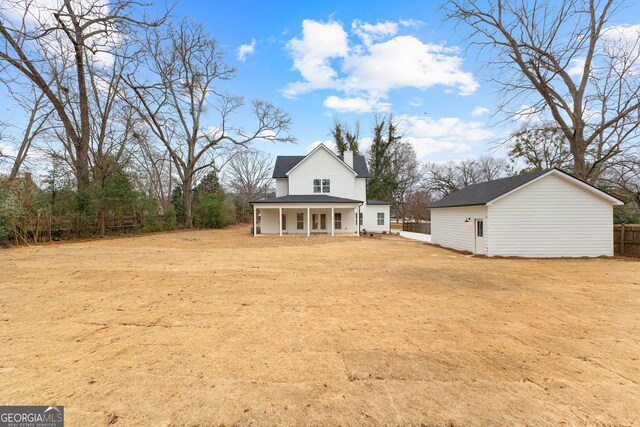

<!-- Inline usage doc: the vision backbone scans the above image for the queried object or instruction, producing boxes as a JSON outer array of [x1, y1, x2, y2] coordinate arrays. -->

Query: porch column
[[279, 207, 282, 237], [307, 207, 310, 237], [331, 207, 334, 236], [356, 207, 360, 236], [253, 205, 257, 237]]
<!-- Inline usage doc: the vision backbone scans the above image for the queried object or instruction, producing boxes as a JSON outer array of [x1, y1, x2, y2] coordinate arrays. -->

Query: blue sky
[[173, 0, 503, 162], [2, 0, 640, 169]]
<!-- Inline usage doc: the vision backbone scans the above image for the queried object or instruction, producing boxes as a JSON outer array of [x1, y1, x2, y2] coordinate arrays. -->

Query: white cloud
[[471, 106, 489, 117], [323, 95, 391, 113], [284, 19, 478, 112], [398, 114, 494, 159], [306, 139, 336, 153], [399, 18, 425, 28], [409, 97, 423, 107], [0, 142, 17, 158], [603, 24, 640, 44], [567, 58, 586, 77], [237, 39, 256, 62], [352, 20, 398, 46], [284, 19, 349, 96]]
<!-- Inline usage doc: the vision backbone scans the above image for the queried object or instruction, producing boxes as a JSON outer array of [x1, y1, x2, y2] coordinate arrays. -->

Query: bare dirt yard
[[1, 226, 639, 426]]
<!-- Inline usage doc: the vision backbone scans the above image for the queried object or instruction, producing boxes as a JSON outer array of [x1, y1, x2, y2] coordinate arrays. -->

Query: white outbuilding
[[429, 168, 623, 257]]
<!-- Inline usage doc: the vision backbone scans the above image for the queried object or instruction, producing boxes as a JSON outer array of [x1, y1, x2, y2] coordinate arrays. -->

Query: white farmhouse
[[251, 144, 391, 236], [429, 168, 623, 257]]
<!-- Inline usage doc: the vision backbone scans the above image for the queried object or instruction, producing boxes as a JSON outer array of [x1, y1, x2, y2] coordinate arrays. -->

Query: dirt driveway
[[1, 226, 639, 426]]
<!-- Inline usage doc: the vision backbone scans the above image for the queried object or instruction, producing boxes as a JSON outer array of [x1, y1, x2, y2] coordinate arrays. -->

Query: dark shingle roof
[[251, 194, 363, 204], [429, 169, 551, 208], [272, 154, 369, 178], [367, 199, 392, 205]]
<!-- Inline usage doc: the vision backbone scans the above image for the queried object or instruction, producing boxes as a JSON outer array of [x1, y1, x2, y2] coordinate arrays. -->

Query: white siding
[[487, 173, 614, 257], [431, 205, 488, 253], [287, 148, 357, 199], [259, 208, 279, 234], [354, 178, 367, 202], [275, 178, 288, 197], [362, 204, 391, 233], [333, 208, 357, 234]]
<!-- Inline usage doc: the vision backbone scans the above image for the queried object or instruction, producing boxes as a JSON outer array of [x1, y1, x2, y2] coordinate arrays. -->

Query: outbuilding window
[[377, 212, 385, 225]]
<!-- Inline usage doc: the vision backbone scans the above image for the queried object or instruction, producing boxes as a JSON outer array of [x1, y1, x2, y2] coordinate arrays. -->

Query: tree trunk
[[182, 176, 194, 228], [72, 17, 91, 194], [75, 136, 91, 192], [571, 143, 587, 181], [98, 195, 106, 238]]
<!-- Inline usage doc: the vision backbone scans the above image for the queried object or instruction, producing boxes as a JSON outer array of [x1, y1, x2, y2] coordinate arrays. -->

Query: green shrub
[[192, 193, 234, 228], [614, 203, 640, 224], [163, 205, 178, 230]]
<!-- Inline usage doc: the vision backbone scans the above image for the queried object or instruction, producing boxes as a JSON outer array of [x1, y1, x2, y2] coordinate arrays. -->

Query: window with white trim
[[377, 212, 384, 225], [334, 212, 341, 229], [297, 213, 304, 230], [313, 178, 330, 193]]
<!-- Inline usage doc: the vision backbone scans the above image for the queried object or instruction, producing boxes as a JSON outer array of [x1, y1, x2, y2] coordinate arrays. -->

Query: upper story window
[[313, 178, 330, 193]]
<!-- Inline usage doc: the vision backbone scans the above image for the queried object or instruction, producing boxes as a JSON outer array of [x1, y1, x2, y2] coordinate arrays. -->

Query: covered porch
[[251, 196, 363, 237]]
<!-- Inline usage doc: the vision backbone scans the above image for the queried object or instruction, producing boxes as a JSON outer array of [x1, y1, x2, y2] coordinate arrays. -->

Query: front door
[[474, 219, 484, 254], [312, 213, 327, 231]]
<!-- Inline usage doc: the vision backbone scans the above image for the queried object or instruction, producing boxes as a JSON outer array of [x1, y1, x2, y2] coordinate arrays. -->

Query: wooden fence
[[2, 213, 161, 245], [402, 221, 431, 235], [614, 224, 640, 257]]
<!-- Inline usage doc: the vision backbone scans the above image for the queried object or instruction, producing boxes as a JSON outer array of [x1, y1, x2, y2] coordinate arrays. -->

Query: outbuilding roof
[[250, 194, 363, 204], [272, 154, 370, 178], [429, 169, 550, 208], [428, 168, 623, 208]]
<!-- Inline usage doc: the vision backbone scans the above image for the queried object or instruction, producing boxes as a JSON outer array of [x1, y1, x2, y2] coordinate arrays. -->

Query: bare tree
[[476, 156, 512, 181], [507, 124, 573, 172], [0, 82, 53, 179], [601, 156, 640, 208], [444, 0, 640, 182], [127, 19, 294, 228], [0, 0, 166, 192], [424, 157, 510, 198], [87, 50, 137, 236], [130, 137, 175, 210], [224, 150, 273, 222], [390, 142, 421, 222]]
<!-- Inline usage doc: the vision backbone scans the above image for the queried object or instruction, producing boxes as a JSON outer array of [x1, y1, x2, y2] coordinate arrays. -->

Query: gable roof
[[429, 168, 623, 209], [272, 144, 369, 178]]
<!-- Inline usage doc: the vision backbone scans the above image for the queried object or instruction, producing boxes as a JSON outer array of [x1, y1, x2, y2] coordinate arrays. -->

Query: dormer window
[[313, 179, 330, 193]]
